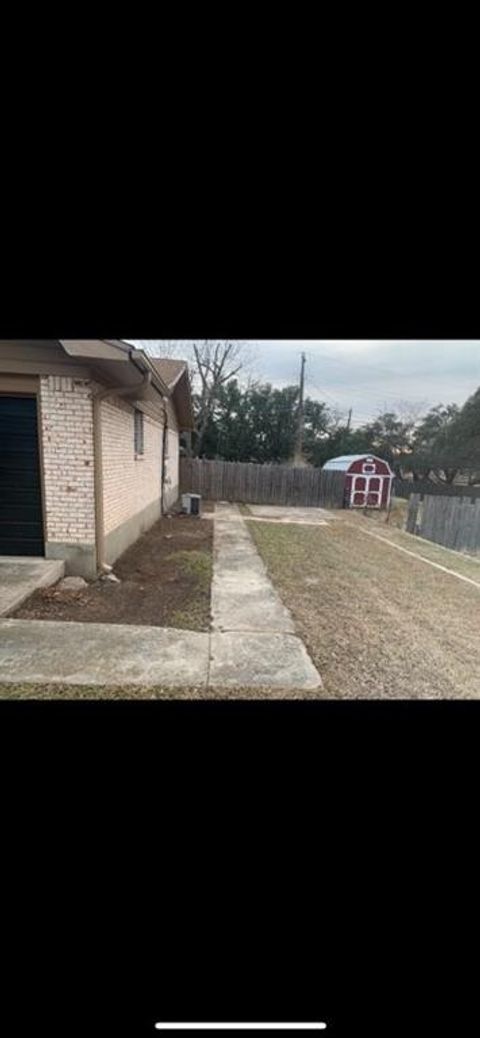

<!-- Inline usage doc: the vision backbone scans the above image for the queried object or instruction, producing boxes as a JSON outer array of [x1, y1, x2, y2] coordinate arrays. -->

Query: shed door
[[366, 476, 381, 507], [0, 396, 44, 555], [351, 475, 367, 506], [351, 474, 382, 508]]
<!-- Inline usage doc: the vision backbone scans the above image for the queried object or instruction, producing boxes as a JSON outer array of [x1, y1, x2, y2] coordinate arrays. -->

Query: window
[[134, 408, 144, 455], [363, 463, 375, 474]]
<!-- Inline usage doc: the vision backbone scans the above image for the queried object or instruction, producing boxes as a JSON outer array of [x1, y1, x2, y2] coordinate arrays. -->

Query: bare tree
[[394, 399, 429, 427], [192, 341, 249, 455], [131, 339, 251, 455]]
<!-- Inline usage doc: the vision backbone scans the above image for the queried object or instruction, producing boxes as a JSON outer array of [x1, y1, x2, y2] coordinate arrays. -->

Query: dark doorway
[[0, 396, 44, 555]]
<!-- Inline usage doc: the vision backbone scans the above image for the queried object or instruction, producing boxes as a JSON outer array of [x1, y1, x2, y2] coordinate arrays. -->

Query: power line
[[304, 351, 431, 407], [304, 375, 345, 411]]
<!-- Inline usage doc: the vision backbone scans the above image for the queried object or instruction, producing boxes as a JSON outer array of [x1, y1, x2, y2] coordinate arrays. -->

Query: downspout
[[129, 349, 170, 514], [92, 371, 152, 574], [160, 402, 169, 515]]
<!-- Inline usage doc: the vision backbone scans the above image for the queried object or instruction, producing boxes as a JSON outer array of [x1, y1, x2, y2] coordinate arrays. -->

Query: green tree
[[302, 399, 332, 466], [405, 401, 480, 483], [360, 412, 415, 467], [191, 375, 480, 484]]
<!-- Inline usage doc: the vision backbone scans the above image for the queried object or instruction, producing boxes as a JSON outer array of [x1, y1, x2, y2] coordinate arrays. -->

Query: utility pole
[[347, 408, 352, 432], [293, 351, 306, 465]]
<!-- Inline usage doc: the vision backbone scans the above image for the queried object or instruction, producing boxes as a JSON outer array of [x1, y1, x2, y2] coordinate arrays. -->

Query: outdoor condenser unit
[[182, 493, 202, 516]]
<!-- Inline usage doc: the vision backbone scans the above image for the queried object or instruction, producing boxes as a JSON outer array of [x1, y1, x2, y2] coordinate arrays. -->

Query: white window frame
[[134, 408, 144, 457]]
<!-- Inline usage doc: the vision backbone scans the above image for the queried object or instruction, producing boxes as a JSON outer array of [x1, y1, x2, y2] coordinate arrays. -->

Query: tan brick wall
[[39, 376, 96, 545], [101, 396, 163, 534], [38, 377, 181, 554]]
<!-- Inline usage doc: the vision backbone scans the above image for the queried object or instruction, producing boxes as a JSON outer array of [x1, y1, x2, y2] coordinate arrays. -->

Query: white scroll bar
[[154, 1026, 327, 1031]]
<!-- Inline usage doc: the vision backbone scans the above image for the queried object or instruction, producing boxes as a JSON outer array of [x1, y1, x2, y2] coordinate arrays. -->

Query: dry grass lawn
[[4, 501, 480, 700], [0, 681, 307, 700], [248, 514, 480, 698]]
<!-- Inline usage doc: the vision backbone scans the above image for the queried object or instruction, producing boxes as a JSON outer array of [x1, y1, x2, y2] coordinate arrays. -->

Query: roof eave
[[59, 340, 171, 398], [127, 347, 171, 397]]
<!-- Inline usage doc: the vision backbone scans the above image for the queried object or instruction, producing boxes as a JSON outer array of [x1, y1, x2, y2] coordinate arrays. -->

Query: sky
[[132, 341, 480, 428]]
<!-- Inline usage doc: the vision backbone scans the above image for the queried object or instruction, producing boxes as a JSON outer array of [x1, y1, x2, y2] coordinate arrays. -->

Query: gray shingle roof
[[148, 358, 187, 389]]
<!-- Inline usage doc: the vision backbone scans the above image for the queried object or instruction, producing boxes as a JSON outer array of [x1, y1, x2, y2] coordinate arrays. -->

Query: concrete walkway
[[0, 505, 322, 693], [211, 502, 295, 633], [208, 502, 321, 689], [0, 557, 65, 617], [246, 504, 334, 525]]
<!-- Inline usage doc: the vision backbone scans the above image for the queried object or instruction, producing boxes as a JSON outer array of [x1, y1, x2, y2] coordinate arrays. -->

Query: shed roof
[[323, 454, 394, 472]]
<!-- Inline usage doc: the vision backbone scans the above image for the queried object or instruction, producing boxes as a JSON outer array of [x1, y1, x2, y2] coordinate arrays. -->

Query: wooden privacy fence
[[407, 493, 480, 554], [394, 479, 480, 499], [180, 458, 346, 508]]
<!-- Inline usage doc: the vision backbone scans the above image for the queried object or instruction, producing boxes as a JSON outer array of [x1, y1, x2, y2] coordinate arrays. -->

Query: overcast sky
[[133, 341, 480, 427]]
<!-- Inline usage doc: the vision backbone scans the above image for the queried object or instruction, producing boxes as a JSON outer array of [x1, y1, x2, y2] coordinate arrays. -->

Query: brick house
[[0, 340, 194, 577]]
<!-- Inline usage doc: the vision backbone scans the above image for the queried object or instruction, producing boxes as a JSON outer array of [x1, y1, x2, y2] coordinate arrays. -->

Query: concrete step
[[0, 558, 65, 617]]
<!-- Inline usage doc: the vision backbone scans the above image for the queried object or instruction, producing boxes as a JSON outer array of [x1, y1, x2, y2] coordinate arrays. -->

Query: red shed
[[323, 454, 395, 509]]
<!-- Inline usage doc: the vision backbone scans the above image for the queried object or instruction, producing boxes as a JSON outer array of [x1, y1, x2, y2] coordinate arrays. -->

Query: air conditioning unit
[[182, 493, 202, 516]]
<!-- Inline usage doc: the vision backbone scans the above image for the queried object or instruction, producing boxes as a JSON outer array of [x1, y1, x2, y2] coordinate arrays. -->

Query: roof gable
[[149, 358, 194, 430], [149, 358, 186, 389]]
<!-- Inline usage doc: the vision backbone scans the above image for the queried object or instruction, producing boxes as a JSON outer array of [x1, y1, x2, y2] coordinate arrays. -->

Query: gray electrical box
[[182, 493, 202, 516]]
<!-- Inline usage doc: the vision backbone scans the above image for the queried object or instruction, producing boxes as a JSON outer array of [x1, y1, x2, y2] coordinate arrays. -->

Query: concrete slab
[[0, 558, 65, 617], [211, 578, 295, 633], [0, 502, 323, 694], [211, 503, 295, 634], [209, 631, 322, 690], [244, 516, 330, 527], [247, 505, 335, 523], [0, 619, 209, 687]]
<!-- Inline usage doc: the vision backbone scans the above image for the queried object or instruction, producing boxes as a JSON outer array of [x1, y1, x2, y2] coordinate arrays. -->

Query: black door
[[0, 396, 44, 555]]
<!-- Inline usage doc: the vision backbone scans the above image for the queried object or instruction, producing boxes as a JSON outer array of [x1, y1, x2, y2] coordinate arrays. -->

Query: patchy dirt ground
[[13, 515, 213, 630], [248, 516, 480, 698]]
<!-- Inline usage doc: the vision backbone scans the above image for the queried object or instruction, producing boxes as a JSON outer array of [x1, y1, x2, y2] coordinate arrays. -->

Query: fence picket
[[403, 491, 480, 555]]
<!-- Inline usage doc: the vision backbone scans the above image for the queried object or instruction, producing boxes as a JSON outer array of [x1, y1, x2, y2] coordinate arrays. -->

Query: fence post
[[406, 494, 420, 534]]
